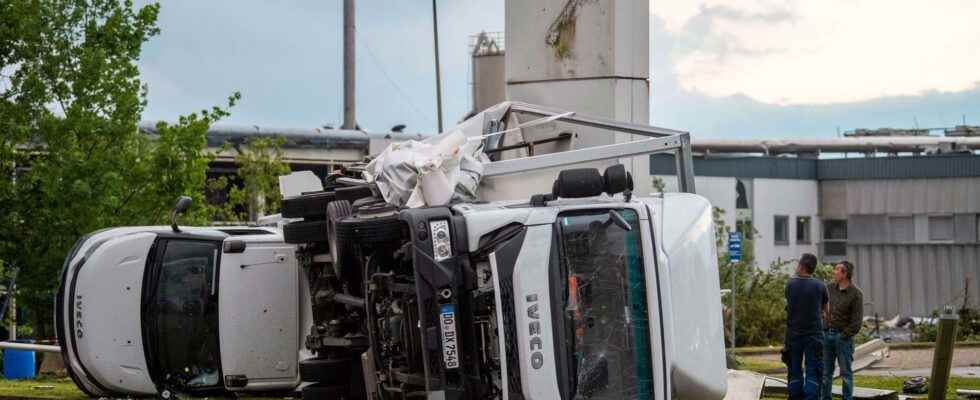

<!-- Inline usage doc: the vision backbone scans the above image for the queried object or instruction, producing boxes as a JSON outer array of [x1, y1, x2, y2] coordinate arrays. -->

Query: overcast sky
[[137, 0, 980, 139]]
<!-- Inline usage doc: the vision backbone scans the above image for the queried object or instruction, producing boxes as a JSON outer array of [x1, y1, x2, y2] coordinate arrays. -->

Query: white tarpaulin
[[363, 102, 574, 208], [364, 131, 488, 208]]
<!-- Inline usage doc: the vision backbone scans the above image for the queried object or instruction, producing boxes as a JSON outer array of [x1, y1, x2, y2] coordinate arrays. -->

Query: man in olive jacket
[[822, 261, 863, 400]]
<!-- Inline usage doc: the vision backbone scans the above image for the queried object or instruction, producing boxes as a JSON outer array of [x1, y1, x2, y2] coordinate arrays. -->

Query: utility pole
[[431, 0, 444, 132], [8, 293, 14, 341], [343, 0, 356, 130], [727, 232, 742, 350], [928, 306, 959, 400]]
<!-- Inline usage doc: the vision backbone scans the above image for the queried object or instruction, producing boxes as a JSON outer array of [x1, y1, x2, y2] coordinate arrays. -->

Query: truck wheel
[[284, 220, 329, 243], [327, 201, 354, 275], [283, 191, 337, 219], [335, 214, 404, 244], [301, 384, 347, 400], [299, 357, 349, 384]]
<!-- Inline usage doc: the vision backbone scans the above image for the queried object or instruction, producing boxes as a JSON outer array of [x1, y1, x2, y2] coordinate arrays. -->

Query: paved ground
[[858, 366, 980, 378], [859, 347, 980, 378], [745, 346, 980, 378]]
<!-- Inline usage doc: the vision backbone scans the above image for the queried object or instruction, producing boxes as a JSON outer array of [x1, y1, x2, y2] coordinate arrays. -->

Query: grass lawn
[[758, 374, 980, 400], [0, 376, 87, 399], [0, 376, 293, 399], [737, 358, 785, 374]]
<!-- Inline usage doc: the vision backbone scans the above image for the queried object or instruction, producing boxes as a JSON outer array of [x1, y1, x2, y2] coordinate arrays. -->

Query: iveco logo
[[74, 295, 84, 339], [526, 293, 543, 369]]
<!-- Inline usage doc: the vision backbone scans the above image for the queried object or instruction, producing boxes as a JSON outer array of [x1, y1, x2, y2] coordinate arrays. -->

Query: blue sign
[[728, 232, 742, 262]]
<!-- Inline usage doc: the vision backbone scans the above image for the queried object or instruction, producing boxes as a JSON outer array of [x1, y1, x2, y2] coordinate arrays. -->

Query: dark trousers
[[822, 330, 854, 400], [786, 333, 824, 400]]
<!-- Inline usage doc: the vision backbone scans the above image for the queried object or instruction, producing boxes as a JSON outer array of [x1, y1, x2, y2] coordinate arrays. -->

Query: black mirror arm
[[171, 196, 192, 233]]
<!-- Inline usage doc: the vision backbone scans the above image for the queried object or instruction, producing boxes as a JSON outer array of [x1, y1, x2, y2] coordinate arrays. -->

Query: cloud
[[650, 14, 980, 138], [652, 0, 980, 105]]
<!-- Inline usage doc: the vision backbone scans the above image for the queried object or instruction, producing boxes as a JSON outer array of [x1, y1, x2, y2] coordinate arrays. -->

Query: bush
[[913, 307, 980, 342], [715, 207, 840, 346]]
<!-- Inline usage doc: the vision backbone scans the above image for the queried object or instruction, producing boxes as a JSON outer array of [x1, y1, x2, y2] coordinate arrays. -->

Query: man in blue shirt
[[784, 253, 828, 400]]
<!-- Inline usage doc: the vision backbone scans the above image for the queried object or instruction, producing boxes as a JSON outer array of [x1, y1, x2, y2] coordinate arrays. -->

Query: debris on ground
[[763, 376, 898, 399], [724, 370, 766, 400]]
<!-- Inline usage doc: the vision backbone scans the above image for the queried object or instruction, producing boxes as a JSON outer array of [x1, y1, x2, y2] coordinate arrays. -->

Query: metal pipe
[[483, 132, 572, 154], [7, 293, 14, 341], [483, 134, 684, 177], [509, 101, 687, 138], [675, 134, 696, 193], [691, 137, 980, 154], [332, 293, 366, 309], [343, 0, 356, 130], [0, 342, 61, 353], [431, 0, 444, 132]]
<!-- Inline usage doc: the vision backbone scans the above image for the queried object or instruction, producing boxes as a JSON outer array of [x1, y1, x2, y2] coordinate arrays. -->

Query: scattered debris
[[724, 370, 765, 400], [849, 339, 891, 376], [763, 376, 898, 399], [901, 376, 928, 394]]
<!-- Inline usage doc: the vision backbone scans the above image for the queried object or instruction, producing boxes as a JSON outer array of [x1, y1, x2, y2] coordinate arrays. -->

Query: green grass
[[758, 374, 980, 400], [0, 376, 292, 399], [736, 357, 785, 373], [0, 376, 87, 399]]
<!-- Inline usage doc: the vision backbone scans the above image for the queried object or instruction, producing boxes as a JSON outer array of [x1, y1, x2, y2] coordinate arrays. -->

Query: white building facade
[[655, 174, 819, 269]]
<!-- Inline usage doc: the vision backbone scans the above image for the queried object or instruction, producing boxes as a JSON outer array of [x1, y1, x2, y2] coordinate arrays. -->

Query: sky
[[136, 0, 980, 139]]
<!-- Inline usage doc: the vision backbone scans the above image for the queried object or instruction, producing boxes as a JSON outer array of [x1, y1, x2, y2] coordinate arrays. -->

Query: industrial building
[[653, 153, 980, 318]]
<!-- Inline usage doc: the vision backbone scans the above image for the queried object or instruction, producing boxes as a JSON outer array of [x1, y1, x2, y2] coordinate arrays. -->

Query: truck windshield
[[558, 209, 653, 400], [144, 239, 222, 390]]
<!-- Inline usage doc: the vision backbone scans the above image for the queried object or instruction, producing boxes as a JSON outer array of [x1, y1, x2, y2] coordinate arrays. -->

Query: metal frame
[[480, 102, 697, 193]]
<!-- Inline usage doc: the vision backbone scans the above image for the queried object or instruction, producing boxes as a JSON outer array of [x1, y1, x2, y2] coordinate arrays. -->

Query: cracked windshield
[[559, 208, 653, 400]]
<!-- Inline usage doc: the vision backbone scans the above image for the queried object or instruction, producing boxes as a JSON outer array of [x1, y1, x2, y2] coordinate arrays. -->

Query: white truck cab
[[56, 226, 311, 397]]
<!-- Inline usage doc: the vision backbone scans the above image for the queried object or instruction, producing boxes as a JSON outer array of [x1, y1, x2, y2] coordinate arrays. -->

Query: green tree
[[0, 0, 236, 337], [651, 176, 666, 194], [207, 137, 291, 223]]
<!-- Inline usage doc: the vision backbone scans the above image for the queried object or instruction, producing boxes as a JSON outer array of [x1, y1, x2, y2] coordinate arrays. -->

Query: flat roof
[[650, 153, 980, 180]]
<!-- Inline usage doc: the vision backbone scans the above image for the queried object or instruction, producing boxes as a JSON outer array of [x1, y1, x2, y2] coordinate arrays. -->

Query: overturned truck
[[56, 103, 727, 400]]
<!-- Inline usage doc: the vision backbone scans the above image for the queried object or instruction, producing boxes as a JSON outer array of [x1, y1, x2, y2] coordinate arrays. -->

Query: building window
[[736, 220, 754, 239], [929, 216, 954, 241], [823, 219, 848, 240], [889, 216, 915, 243], [796, 216, 811, 244], [774, 215, 789, 245], [736, 179, 750, 209], [823, 242, 847, 257], [822, 219, 848, 258]]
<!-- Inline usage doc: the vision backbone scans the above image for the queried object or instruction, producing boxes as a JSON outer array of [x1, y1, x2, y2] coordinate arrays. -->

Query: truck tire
[[301, 384, 347, 400], [282, 191, 337, 219], [327, 201, 354, 275], [299, 357, 349, 384], [335, 214, 404, 244], [284, 220, 329, 243]]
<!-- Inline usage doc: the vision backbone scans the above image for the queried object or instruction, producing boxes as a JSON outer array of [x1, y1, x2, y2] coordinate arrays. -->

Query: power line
[[354, 28, 437, 128]]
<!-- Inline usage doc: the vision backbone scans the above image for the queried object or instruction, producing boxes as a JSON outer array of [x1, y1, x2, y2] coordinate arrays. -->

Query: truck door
[[218, 238, 300, 391]]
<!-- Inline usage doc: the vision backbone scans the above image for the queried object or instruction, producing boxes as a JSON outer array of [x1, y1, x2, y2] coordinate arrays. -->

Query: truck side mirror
[[170, 196, 192, 233]]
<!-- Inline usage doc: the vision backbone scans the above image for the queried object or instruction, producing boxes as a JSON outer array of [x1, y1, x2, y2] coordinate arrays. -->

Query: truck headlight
[[430, 220, 452, 261]]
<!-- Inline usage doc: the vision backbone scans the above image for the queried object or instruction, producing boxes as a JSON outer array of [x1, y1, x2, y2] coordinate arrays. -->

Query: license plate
[[440, 304, 459, 369]]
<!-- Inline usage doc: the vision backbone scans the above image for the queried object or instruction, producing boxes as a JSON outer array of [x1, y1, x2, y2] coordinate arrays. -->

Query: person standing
[[822, 261, 863, 400], [784, 253, 828, 400]]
